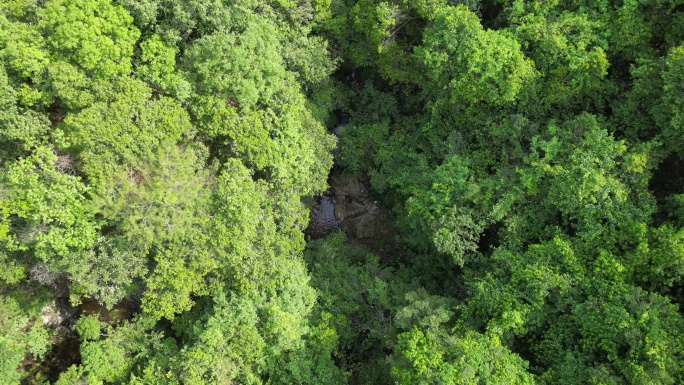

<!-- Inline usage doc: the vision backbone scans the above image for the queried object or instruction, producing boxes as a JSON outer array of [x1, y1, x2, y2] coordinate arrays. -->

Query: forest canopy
[[0, 0, 683, 384]]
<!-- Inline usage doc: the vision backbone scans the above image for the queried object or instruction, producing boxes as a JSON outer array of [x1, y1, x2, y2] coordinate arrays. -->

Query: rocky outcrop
[[330, 175, 379, 239], [307, 176, 380, 239], [40, 301, 74, 328]]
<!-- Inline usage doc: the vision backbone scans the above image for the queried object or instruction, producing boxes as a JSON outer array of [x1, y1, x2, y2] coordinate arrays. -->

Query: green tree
[[416, 5, 536, 108], [39, 0, 139, 80], [0, 294, 51, 385], [391, 327, 534, 384]]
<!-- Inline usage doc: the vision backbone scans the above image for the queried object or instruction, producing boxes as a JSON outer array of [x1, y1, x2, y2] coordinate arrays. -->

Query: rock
[[330, 176, 380, 238], [307, 176, 381, 239], [40, 301, 71, 328]]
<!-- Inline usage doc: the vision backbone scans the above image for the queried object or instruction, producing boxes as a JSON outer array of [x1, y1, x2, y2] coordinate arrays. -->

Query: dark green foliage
[[319, 0, 684, 383], [304, 233, 405, 383]]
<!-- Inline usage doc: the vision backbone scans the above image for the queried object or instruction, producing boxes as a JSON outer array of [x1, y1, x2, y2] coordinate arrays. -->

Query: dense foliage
[[1, 0, 683, 384]]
